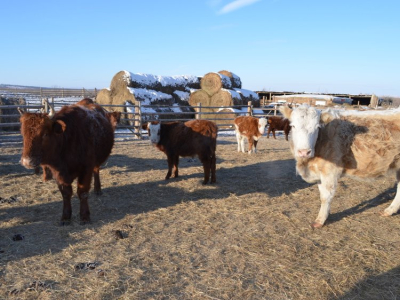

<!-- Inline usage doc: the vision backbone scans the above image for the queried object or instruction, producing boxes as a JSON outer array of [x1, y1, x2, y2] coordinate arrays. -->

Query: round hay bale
[[189, 90, 211, 110], [214, 107, 237, 128], [200, 72, 232, 96], [110, 70, 131, 93], [218, 70, 242, 89], [210, 89, 234, 110], [96, 88, 112, 106]]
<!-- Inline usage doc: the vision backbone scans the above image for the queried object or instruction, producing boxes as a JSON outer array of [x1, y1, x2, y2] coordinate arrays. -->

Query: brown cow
[[20, 99, 119, 225], [267, 116, 291, 141], [147, 119, 218, 184], [234, 116, 268, 154]]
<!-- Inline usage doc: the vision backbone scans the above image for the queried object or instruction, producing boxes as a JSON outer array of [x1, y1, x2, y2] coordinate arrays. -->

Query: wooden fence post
[[196, 103, 202, 119], [135, 101, 142, 139], [247, 101, 252, 116]]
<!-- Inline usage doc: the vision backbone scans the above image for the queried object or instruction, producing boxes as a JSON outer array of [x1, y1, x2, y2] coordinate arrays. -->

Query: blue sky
[[1, 0, 399, 96]]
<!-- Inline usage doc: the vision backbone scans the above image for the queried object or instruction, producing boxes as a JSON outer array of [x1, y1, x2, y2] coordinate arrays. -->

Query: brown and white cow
[[234, 116, 268, 154], [20, 99, 119, 225], [267, 116, 291, 141], [147, 119, 218, 184], [280, 104, 400, 228]]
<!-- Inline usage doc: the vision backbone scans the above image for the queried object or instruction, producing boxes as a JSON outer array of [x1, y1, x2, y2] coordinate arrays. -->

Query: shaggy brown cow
[[267, 116, 291, 141], [234, 116, 268, 154], [147, 119, 218, 184], [20, 100, 118, 225], [281, 104, 400, 228]]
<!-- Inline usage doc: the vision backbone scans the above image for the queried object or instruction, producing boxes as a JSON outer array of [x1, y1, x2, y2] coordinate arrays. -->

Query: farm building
[[271, 94, 353, 106]]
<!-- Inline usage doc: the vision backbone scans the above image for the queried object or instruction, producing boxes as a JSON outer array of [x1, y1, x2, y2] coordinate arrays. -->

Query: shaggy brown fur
[[20, 100, 119, 225]]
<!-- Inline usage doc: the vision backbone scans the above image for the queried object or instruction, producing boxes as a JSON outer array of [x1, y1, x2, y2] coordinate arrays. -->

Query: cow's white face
[[258, 117, 268, 135], [148, 122, 161, 144], [282, 105, 321, 159]]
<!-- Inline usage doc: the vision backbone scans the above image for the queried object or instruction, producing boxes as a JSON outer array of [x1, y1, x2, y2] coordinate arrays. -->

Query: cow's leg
[[210, 152, 216, 184], [383, 172, 400, 216], [43, 166, 53, 181], [77, 171, 92, 224], [313, 173, 338, 228], [267, 127, 271, 138], [253, 140, 258, 154], [172, 155, 179, 178], [247, 137, 254, 154], [166, 155, 173, 179], [235, 131, 242, 152], [272, 129, 276, 139], [201, 158, 211, 184], [285, 129, 289, 141], [93, 166, 102, 195], [58, 183, 73, 226]]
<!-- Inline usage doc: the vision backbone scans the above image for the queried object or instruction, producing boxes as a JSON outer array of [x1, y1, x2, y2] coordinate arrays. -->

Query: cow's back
[[55, 105, 114, 167], [160, 120, 217, 157], [234, 116, 258, 135], [315, 114, 400, 178]]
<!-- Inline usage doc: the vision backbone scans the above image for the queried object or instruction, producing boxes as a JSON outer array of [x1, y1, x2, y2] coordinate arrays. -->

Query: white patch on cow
[[148, 122, 161, 144], [258, 117, 268, 135], [289, 105, 323, 158]]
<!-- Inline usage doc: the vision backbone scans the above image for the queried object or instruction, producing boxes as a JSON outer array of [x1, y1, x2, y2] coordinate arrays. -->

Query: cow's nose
[[20, 157, 33, 168], [297, 149, 312, 158]]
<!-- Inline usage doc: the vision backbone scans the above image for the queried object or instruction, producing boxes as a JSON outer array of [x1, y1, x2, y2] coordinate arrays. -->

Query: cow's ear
[[53, 120, 66, 134], [320, 112, 335, 124], [279, 106, 292, 119]]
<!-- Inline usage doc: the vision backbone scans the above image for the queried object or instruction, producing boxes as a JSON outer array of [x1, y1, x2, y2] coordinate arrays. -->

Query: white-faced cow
[[267, 116, 291, 141], [280, 104, 400, 228], [234, 116, 268, 154], [20, 99, 119, 225], [147, 119, 217, 184]]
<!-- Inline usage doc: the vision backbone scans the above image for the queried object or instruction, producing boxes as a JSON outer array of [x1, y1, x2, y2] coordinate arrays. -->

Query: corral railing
[[0, 99, 280, 142], [0, 87, 98, 99]]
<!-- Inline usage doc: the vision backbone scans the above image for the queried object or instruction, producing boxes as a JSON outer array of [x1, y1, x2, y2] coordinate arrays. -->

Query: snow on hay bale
[[200, 72, 232, 96], [235, 88, 260, 107], [218, 70, 242, 89], [111, 70, 200, 95]]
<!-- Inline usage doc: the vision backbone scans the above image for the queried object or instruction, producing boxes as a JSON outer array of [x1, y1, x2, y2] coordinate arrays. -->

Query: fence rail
[[0, 87, 98, 99], [0, 99, 280, 140]]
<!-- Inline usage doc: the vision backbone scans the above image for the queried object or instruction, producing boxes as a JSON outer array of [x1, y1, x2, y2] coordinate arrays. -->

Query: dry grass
[[1, 133, 400, 299]]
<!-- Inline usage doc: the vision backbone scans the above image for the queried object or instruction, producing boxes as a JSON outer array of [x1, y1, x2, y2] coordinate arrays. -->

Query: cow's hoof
[[79, 219, 91, 225], [94, 190, 103, 196], [311, 222, 324, 228], [60, 220, 71, 226], [380, 210, 392, 217]]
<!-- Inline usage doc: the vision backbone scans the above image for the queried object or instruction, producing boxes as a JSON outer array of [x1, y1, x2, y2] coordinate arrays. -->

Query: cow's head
[[258, 117, 268, 135], [147, 121, 161, 144], [280, 105, 335, 159], [20, 113, 66, 169]]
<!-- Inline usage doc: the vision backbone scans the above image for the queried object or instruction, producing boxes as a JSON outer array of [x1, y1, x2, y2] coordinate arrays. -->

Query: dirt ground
[[1, 132, 400, 300]]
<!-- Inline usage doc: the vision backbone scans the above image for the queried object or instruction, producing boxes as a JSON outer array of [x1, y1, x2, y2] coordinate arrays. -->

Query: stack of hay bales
[[188, 70, 259, 126], [96, 70, 200, 122], [96, 70, 259, 126]]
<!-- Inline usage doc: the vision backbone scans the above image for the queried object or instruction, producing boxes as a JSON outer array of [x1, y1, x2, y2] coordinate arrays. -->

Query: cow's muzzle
[[20, 157, 39, 169]]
